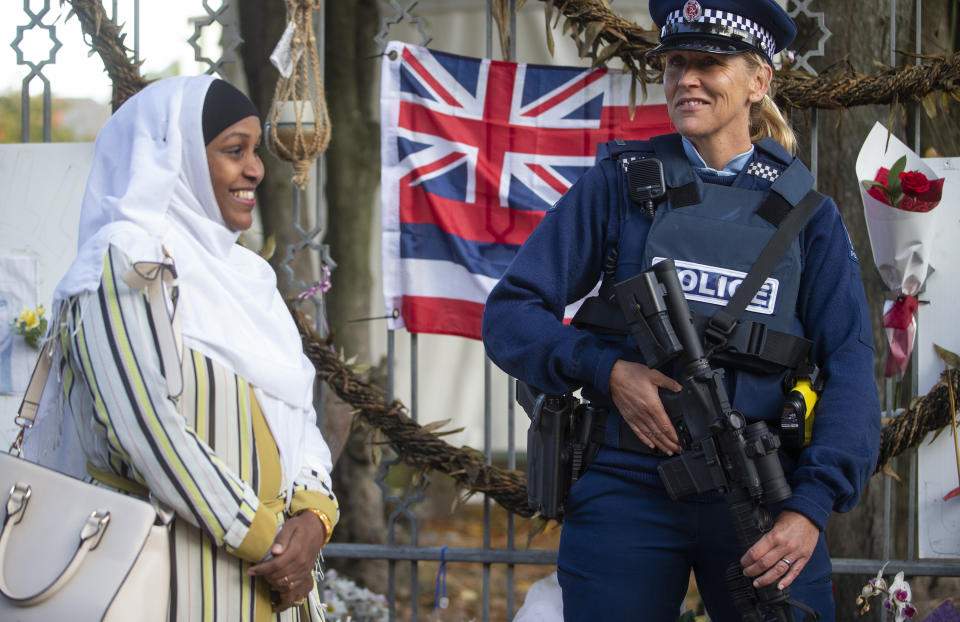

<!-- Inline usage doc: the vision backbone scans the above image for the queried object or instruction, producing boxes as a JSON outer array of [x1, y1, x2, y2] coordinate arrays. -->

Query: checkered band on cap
[[661, 7, 777, 58]]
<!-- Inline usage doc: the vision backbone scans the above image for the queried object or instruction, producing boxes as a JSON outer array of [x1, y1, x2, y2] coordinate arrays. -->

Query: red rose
[[874, 167, 889, 187], [897, 174, 943, 212], [915, 176, 944, 202], [899, 171, 931, 197], [868, 167, 893, 206]]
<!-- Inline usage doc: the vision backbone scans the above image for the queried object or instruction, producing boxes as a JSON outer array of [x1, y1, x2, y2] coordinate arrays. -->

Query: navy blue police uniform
[[481, 1, 881, 620]]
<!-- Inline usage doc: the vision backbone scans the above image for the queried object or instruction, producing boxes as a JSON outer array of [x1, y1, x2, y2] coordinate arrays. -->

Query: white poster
[[915, 158, 960, 559], [0, 256, 39, 395], [0, 142, 93, 446]]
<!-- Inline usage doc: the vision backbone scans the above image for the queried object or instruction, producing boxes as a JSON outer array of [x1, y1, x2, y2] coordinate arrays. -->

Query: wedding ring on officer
[[281, 575, 290, 585], [781, 557, 793, 568]]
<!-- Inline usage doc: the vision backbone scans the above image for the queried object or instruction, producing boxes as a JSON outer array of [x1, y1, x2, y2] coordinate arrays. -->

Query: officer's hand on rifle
[[739, 510, 820, 591], [609, 359, 683, 455]]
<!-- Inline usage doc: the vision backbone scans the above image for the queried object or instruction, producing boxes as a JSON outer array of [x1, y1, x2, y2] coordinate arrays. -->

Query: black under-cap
[[202, 79, 260, 145]]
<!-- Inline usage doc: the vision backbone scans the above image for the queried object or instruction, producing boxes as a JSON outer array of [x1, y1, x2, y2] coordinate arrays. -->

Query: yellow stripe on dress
[[101, 251, 228, 539]]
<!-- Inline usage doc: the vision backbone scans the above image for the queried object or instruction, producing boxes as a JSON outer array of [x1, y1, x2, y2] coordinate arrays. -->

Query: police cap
[[647, 0, 796, 64]]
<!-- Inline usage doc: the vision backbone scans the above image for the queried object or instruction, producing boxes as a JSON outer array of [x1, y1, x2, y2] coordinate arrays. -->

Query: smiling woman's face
[[205, 115, 264, 232], [663, 50, 768, 151]]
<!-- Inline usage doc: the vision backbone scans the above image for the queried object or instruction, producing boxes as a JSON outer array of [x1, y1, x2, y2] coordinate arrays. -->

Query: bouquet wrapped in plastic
[[856, 122, 944, 377]]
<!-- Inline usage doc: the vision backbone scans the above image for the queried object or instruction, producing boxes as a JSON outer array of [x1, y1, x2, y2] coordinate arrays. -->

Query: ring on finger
[[780, 557, 792, 568]]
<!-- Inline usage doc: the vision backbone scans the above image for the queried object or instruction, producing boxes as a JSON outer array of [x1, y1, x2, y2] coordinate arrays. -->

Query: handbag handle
[[0, 483, 110, 606]]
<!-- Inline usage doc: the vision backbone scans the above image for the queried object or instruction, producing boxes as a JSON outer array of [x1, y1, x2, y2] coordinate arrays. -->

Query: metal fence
[[9, 1, 960, 621]]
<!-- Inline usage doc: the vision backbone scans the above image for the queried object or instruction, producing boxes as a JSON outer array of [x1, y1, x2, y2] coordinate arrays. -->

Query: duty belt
[[587, 407, 666, 457]]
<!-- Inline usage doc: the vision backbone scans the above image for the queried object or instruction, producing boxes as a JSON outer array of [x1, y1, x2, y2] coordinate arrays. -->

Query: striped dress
[[56, 245, 339, 621]]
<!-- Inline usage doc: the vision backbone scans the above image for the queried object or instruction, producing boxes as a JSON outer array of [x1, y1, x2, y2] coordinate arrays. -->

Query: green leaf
[[935, 344, 960, 368], [887, 154, 907, 200]]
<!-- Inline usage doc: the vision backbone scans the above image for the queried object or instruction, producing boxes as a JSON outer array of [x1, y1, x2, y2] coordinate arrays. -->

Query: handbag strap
[[16, 249, 183, 435], [15, 339, 55, 431]]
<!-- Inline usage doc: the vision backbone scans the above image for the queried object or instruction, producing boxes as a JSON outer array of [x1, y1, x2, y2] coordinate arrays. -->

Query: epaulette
[[596, 137, 655, 163], [753, 137, 793, 166], [743, 138, 797, 185]]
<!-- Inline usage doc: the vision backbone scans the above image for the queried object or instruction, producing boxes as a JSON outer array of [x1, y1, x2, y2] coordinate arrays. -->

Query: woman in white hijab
[[23, 75, 338, 620]]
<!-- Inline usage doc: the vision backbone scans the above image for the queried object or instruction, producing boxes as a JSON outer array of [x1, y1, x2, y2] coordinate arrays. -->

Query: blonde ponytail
[[744, 52, 796, 155]]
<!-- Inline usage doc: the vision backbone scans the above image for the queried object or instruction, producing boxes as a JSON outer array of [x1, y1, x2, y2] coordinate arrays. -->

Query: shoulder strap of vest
[[756, 159, 816, 226], [651, 134, 700, 208], [754, 137, 794, 166], [706, 187, 823, 348]]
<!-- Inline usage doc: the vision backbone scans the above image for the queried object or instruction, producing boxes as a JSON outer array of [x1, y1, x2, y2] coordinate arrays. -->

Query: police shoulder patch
[[746, 161, 781, 182], [843, 225, 858, 262]]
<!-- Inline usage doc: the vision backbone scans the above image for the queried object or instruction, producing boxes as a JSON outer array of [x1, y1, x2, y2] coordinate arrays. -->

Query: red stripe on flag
[[401, 295, 485, 340], [402, 47, 462, 109], [399, 180, 545, 246], [526, 163, 570, 196], [521, 68, 608, 118], [409, 151, 467, 183]]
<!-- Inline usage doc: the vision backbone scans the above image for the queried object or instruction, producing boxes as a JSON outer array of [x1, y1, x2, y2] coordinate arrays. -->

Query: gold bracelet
[[297, 508, 333, 547]]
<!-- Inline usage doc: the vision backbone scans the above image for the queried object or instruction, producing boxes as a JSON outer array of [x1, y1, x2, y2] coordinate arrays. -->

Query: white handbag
[[2, 257, 180, 621], [0, 451, 172, 621]]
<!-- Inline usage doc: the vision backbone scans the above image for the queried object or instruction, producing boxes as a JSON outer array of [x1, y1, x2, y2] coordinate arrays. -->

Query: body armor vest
[[583, 134, 819, 422]]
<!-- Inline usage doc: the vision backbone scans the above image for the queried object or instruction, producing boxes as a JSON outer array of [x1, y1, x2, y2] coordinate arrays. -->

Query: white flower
[[889, 571, 912, 603], [885, 571, 915, 622], [321, 568, 388, 622], [857, 563, 917, 620]]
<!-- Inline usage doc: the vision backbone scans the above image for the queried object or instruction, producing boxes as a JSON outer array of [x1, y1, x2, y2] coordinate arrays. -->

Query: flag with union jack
[[380, 41, 672, 339]]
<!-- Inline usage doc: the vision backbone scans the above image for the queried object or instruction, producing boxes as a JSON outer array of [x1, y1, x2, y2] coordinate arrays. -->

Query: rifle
[[614, 258, 819, 622]]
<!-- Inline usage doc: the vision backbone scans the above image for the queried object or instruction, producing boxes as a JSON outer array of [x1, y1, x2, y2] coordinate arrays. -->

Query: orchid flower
[[858, 564, 916, 620], [884, 571, 916, 621]]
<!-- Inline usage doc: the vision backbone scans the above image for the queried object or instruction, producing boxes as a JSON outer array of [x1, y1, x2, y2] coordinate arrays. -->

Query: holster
[[517, 382, 604, 519]]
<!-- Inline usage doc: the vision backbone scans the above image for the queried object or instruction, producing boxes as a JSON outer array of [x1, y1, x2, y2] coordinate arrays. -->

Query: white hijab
[[29, 75, 330, 493]]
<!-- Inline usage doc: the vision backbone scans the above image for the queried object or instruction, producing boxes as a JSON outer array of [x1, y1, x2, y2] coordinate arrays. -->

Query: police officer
[[481, 1, 881, 620]]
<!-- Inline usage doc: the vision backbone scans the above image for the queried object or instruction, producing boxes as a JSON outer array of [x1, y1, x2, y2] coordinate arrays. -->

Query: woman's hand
[[740, 510, 819, 591], [609, 359, 683, 455], [248, 511, 327, 612]]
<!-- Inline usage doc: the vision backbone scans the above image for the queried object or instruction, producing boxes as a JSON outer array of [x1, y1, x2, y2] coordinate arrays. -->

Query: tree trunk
[[804, 0, 960, 614], [322, 0, 389, 594], [323, 0, 381, 363]]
